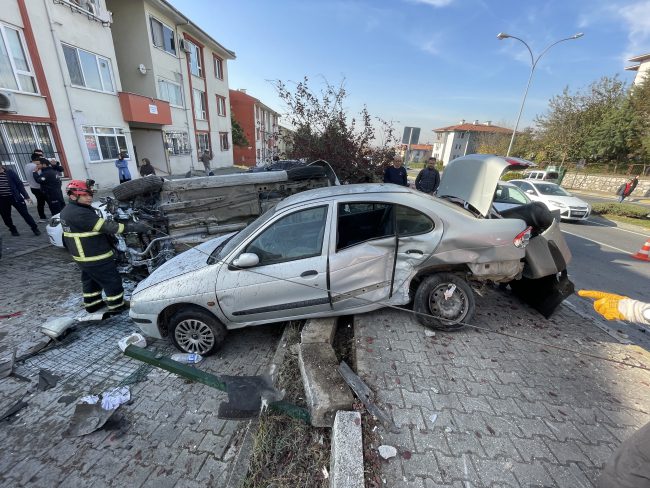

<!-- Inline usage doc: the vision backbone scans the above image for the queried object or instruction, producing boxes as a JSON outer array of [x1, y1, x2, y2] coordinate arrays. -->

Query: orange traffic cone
[[632, 239, 650, 261]]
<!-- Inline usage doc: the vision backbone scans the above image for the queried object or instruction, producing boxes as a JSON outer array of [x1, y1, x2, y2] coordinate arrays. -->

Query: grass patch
[[591, 202, 650, 229], [241, 322, 331, 488]]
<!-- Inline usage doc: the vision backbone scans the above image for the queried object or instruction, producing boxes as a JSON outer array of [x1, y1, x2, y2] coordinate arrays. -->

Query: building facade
[[107, 0, 235, 175], [229, 89, 279, 167], [625, 53, 650, 86], [401, 144, 433, 163], [432, 120, 512, 165], [0, 0, 136, 187]]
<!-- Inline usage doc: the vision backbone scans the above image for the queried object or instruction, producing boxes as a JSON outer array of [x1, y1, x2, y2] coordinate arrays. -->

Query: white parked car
[[130, 155, 574, 355], [492, 181, 531, 213], [509, 180, 591, 221], [46, 201, 106, 248]]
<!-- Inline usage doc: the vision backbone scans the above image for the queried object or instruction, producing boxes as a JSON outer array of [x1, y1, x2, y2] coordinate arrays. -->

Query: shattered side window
[[337, 202, 395, 251], [396, 205, 434, 236]]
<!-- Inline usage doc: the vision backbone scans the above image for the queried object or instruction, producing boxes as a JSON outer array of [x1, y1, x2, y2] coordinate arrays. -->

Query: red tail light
[[513, 226, 532, 248]]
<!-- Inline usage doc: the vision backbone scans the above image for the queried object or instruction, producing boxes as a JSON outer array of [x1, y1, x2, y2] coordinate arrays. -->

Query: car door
[[216, 204, 331, 324], [328, 201, 397, 312], [393, 205, 442, 303]]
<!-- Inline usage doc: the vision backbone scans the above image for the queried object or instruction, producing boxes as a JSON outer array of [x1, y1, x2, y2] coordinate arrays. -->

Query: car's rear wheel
[[112, 176, 165, 201], [413, 273, 475, 330], [169, 307, 227, 356]]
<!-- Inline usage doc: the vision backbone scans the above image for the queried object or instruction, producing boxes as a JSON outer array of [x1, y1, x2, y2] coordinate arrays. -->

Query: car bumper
[[128, 308, 162, 339], [559, 207, 590, 220]]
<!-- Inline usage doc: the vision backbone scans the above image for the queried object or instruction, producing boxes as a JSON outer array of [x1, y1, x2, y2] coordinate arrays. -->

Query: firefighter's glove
[[127, 221, 149, 234], [577, 290, 627, 321]]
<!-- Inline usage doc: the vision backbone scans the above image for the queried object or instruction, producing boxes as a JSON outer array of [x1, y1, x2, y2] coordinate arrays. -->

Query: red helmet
[[66, 179, 95, 197]]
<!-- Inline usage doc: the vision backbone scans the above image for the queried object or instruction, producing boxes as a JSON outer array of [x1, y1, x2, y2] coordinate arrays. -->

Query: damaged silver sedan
[[130, 154, 572, 355]]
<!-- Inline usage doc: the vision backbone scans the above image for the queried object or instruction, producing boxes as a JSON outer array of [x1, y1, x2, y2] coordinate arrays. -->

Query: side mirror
[[526, 189, 535, 195], [232, 253, 259, 269]]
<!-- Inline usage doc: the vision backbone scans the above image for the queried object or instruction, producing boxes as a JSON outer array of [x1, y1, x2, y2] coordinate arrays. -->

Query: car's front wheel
[[169, 307, 227, 356], [413, 273, 475, 330]]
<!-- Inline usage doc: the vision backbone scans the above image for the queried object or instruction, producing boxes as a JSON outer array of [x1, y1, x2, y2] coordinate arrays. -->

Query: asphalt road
[[560, 215, 650, 348]]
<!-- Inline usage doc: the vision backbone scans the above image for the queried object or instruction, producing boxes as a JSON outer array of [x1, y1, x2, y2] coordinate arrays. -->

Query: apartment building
[[625, 53, 650, 86], [0, 0, 136, 186], [229, 89, 279, 167], [432, 120, 512, 165], [401, 144, 433, 163], [107, 0, 235, 175]]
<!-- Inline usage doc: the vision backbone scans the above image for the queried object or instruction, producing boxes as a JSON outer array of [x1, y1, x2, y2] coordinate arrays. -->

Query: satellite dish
[[138, 64, 147, 75]]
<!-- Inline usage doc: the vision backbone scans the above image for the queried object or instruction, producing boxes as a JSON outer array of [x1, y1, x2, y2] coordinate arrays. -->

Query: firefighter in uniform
[[60, 180, 147, 313]]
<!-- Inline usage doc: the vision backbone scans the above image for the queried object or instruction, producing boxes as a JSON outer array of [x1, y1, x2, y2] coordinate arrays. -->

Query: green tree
[[629, 77, 650, 161], [271, 77, 399, 183], [231, 113, 249, 147]]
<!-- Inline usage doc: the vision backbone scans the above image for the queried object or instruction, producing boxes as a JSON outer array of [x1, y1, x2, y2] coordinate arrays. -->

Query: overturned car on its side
[[128, 154, 574, 355]]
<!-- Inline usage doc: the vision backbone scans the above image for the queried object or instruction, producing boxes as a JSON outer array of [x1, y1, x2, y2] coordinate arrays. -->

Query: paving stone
[[197, 431, 231, 459], [543, 418, 589, 442], [393, 406, 427, 430], [471, 457, 520, 487], [411, 428, 451, 456], [542, 461, 595, 488], [142, 466, 182, 488], [510, 435, 557, 463], [444, 430, 486, 457], [511, 460, 555, 487], [542, 438, 590, 465], [577, 441, 617, 468], [479, 433, 523, 462], [434, 452, 480, 485], [401, 452, 443, 483], [513, 416, 558, 440]]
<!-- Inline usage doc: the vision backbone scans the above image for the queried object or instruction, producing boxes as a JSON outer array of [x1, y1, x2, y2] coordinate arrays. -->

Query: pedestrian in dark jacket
[[32, 157, 65, 214], [0, 163, 40, 236], [139, 158, 156, 177], [383, 157, 408, 186], [415, 157, 441, 194]]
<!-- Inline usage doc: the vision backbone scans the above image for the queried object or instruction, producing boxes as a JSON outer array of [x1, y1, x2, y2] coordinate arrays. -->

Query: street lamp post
[[497, 32, 583, 157]]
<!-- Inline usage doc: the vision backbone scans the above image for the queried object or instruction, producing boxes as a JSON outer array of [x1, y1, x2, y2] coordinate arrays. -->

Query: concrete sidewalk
[[355, 289, 650, 487]]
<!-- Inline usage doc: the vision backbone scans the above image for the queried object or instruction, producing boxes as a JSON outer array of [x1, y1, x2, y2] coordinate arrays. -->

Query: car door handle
[[300, 270, 318, 277], [405, 249, 424, 255]]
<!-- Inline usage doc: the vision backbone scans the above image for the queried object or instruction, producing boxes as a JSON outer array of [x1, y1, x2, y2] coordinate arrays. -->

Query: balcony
[[118, 92, 172, 126]]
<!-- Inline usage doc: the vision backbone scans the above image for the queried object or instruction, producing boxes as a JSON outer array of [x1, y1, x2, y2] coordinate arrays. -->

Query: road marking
[[561, 229, 634, 254], [583, 218, 649, 237]]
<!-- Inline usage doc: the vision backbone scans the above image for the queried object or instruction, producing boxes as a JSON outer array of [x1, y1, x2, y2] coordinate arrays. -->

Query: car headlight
[[548, 200, 567, 208]]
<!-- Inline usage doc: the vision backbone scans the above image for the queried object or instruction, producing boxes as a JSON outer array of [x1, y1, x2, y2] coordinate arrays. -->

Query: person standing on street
[[616, 177, 638, 203], [0, 163, 40, 237], [60, 180, 147, 313], [24, 157, 48, 222], [200, 150, 213, 174], [32, 156, 65, 214], [115, 152, 131, 184], [415, 157, 441, 195], [383, 157, 408, 186], [139, 158, 156, 177]]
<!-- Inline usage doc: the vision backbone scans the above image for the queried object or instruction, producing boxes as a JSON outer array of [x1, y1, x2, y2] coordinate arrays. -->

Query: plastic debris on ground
[[117, 333, 147, 352], [378, 445, 397, 459]]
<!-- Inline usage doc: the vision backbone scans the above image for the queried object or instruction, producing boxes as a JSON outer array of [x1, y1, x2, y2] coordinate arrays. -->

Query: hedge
[[591, 203, 650, 219], [502, 172, 524, 181]]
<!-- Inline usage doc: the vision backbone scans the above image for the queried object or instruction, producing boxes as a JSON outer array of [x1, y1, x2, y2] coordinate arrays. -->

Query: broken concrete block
[[378, 445, 397, 459], [298, 343, 354, 428], [331, 411, 364, 488], [301, 317, 337, 344], [0, 352, 15, 379]]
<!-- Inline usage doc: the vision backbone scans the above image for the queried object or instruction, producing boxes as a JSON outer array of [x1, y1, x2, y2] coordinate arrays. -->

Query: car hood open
[[437, 155, 535, 217]]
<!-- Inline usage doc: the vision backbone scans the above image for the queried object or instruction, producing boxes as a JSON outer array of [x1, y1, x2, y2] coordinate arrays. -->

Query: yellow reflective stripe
[[83, 291, 102, 298], [64, 232, 100, 238], [84, 298, 104, 308], [92, 218, 105, 232], [107, 301, 125, 310], [105, 292, 124, 301], [74, 237, 85, 259], [117, 223, 125, 234], [72, 250, 114, 262]]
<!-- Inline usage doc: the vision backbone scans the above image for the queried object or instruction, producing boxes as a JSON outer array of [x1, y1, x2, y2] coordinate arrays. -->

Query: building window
[[62, 44, 114, 93], [214, 56, 223, 79], [256, 149, 261, 160], [149, 17, 176, 55], [256, 128, 260, 141], [0, 23, 37, 93], [158, 78, 183, 107], [186, 40, 202, 77], [193, 89, 206, 119], [219, 132, 229, 151], [196, 132, 210, 153], [0, 121, 56, 180], [82, 126, 127, 162], [216, 95, 226, 116], [164, 131, 190, 155]]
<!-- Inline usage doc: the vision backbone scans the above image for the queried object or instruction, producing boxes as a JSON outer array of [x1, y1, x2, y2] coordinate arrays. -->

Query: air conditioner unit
[[179, 39, 192, 54], [0, 91, 17, 113]]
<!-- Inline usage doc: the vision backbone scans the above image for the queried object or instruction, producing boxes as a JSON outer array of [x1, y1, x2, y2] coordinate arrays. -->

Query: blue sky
[[171, 0, 649, 144]]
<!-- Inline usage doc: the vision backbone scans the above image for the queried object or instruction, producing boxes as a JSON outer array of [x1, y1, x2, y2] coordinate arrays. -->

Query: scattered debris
[[0, 351, 15, 379], [0, 311, 23, 320], [424, 329, 436, 337], [338, 361, 401, 434], [0, 399, 27, 421], [80, 395, 99, 405], [430, 413, 438, 426], [378, 445, 397, 459], [15, 334, 51, 360], [37, 369, 60, 391], [101, 387, 131, 410], [63, 403, 117, 437], [117, 333, 146, 352], [40, 316, 77, 339], [321, 466, 329, 479]]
